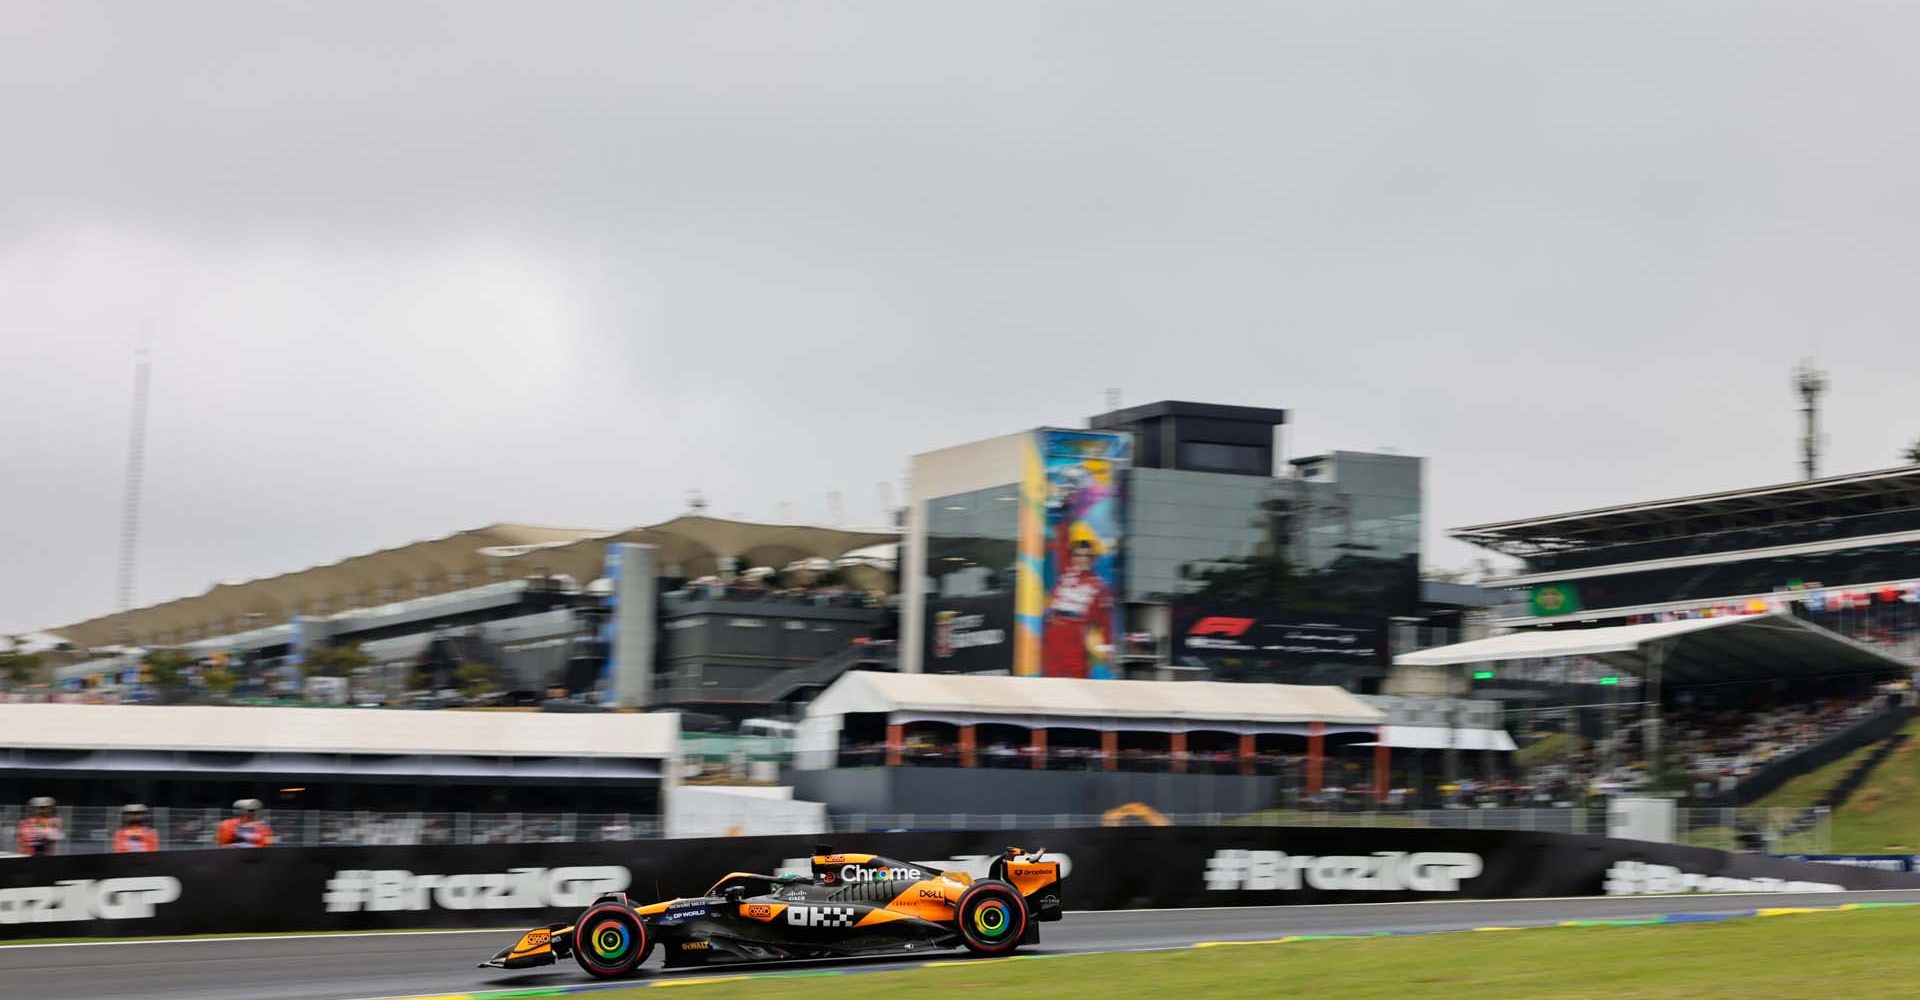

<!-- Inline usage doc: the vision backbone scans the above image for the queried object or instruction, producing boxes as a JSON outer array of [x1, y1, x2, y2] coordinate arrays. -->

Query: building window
[[1179, 441, 1266, 474], [923, 485, 1021, 598]]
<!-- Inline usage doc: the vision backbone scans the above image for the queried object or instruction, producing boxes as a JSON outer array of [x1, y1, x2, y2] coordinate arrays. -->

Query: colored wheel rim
[[958, 884, 1027, 955], [573, 904, 647, 978]]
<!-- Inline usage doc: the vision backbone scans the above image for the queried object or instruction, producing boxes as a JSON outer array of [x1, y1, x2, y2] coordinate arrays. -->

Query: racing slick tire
[[955, 879, 1029, 956], [572, 902, 651, 979]]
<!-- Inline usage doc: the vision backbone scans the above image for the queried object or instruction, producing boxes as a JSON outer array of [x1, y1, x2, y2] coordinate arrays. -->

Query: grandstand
[[26, 515, 898, 711], [1455, 465, 1920, 651], [1444, 468, 1920, 806]]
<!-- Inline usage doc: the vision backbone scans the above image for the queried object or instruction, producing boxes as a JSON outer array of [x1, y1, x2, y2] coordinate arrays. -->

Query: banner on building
[[1529, 583, 1581, 617], [1015, 429, 1130, 678], [1170, 605, 1386, 666], [924, 594, 1015, 674]]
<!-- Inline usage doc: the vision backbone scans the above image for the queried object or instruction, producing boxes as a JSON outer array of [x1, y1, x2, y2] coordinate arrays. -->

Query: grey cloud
[[5, 1, 1920, 631]]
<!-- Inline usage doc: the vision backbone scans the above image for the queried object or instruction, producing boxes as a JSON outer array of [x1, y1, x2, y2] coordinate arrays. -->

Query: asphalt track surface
[[9, 890, 1920, 1000]]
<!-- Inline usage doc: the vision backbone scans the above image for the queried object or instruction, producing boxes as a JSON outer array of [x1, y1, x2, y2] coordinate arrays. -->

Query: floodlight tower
[[116, 350, 152, 628], [1793, 359, 1827, 481]]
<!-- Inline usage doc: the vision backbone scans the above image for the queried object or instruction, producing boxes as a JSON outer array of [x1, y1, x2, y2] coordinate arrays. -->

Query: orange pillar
[[1374, 730, 1391, 803], [1307, 721, 1325, 795], [1238, 733, 1256, 776], [1170, 731, 1188, 774], [885, 722, 904, 767], [959, 724, 977, 769], [1101, 730, 1119, 772], [1029, 727, 1047, 770]]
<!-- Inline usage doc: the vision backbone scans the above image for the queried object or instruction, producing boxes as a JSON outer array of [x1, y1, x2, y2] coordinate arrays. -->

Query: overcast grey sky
[[5, 1, 1920, 634]]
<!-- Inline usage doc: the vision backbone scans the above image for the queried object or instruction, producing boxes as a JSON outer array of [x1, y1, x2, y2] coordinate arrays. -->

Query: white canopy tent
[[1393, 613, 1911, 686], [1356, 726, 1519, 752], [1394, 613, 1911, 763], [805, 670, 1385, 735]]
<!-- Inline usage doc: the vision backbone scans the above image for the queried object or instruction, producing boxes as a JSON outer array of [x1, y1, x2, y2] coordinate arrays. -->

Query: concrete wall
[[664, 785, 827, 838], [788, 767, 1289, 819]]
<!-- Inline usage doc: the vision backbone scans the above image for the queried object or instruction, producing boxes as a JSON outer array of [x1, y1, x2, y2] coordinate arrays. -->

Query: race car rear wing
[[991, 847, 1064, 922]]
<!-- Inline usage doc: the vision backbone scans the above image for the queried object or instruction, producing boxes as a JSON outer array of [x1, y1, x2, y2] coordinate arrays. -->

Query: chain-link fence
[[0, 804, 1829, 856]]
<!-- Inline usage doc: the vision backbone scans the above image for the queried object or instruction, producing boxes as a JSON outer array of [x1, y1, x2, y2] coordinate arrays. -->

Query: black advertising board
[[923, 594, 1016, 674], [4, 826, 1917, 939], [1171, 605, 1386, 665]]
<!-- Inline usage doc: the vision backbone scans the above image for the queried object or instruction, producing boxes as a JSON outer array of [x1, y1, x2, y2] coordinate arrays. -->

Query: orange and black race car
[[481, 845, 1064, 978]]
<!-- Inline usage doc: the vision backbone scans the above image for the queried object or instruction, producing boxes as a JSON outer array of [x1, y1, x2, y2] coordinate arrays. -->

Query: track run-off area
[[8, 890, 1920, 1000]]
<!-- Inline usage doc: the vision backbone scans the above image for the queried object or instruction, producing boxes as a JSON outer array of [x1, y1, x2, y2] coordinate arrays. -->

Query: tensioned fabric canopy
[[805, 670, 1386, 734], [50, 516, 899, 650], [1392, 613, 1912, 686]]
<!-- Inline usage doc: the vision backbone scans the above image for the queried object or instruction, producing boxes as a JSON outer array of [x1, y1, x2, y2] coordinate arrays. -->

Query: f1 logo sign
[[1188, 616, 1255, 637]]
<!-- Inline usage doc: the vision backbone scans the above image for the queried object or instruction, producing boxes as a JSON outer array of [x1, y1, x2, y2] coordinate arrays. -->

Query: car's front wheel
[[955, 880, 1028, 956], [572, 902, 651, 978]]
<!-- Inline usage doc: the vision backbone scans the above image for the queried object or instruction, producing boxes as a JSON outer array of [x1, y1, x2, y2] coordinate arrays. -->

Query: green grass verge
[[1750, 733, 1892, 811], [593, 908, 1920, 999], [1832, 722, 1920, 852], [1515, 730, 1586, 769]]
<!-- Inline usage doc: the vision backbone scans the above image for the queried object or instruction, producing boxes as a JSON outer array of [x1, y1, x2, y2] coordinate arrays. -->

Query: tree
[[455, 662, 498, 701], [1905, 438, 1920, 466], [141, 648, 197, 702], [0, 636, 45, 690], [201, 667, 239, 700], [302, 642, 372, 678]]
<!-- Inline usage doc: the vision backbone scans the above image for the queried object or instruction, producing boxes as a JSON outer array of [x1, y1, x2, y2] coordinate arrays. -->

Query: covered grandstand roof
[[1453, 465, 1920, 557], [49, 516, 898, 650], [806, 670, 1385, 731], [0, 703, 678, 759], [1393, 614, 1912, 686]]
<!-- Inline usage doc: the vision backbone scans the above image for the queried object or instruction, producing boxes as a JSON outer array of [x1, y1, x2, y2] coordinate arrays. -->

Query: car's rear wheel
[[955, 880, 1028, 956], [572, 902, 650, 978]]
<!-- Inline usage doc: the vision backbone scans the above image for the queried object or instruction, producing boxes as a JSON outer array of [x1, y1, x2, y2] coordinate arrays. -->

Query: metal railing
[[0, 804, 1828, 856]]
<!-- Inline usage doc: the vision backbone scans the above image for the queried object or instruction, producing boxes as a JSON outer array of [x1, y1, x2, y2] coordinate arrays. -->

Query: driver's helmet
[[26, 796, 55, 817]]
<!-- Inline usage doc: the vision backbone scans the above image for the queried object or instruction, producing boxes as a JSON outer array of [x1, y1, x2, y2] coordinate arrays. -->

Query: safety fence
[[2, 804, 1827, 855]]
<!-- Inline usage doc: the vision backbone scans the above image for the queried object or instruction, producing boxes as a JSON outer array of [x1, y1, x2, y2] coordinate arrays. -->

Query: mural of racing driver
[[1042, 465, 1117, 678]]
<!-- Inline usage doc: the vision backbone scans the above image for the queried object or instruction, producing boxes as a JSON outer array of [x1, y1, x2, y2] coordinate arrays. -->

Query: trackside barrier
[[2, 825, 1916, 939]]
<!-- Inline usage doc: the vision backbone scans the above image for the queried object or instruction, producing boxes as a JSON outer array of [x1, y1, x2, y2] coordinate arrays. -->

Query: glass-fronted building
[[902, 401, 1425, 691]]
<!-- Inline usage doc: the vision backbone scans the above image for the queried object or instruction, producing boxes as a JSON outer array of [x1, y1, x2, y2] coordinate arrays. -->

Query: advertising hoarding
[[922, 594, 1015, 674]]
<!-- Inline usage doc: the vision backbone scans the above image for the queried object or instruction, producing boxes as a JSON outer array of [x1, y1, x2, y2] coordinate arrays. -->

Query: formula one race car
[[482, 846, 1064, 978]]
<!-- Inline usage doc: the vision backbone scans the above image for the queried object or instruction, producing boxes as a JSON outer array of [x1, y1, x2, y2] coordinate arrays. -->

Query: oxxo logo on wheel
[[0, 877, 182, 925]]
